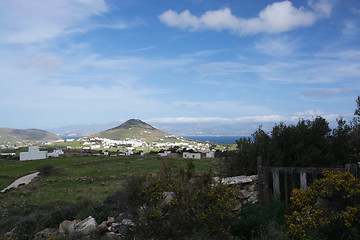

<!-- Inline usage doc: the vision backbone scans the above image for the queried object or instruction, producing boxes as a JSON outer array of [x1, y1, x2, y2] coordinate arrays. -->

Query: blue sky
[[0, 0, 359, 134]]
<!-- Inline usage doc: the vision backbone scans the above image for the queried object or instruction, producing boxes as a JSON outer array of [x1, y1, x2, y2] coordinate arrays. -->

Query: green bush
[[36, 164, 58, 176], [230, 199, 286, 239]]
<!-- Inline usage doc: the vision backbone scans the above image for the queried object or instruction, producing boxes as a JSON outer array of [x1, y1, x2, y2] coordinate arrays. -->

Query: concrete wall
[[183, 152, 201, 159], [20, 146, 48, 161]]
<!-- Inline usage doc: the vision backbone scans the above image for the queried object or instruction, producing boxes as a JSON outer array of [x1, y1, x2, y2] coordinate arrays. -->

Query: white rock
[[74, 216, 98, 235]]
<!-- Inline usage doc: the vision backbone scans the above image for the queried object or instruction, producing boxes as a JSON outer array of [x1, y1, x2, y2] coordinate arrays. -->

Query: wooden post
[[257, 156, 263, 201], [284, 170, 289, 208], [345, 164, 358, 178], [273, 168, 280, 197], [257, 156, 270, 203], [291, 168, 296, 190], [300, 172, 307, 190], [263, 165, 269, 202]]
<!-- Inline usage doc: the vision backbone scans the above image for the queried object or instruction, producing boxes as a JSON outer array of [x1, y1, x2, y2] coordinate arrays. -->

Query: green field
[[0, 155, 221, 205]]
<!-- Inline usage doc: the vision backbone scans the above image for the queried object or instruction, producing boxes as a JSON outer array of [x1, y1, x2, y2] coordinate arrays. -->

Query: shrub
[[286, 171, 360, 240], [135, 171, 238, 239], [230, 199, 286, 239], [36, 164, 58, 176]]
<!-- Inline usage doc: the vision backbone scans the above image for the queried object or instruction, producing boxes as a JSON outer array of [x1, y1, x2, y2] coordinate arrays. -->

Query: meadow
[[0, 155, 221, 205]]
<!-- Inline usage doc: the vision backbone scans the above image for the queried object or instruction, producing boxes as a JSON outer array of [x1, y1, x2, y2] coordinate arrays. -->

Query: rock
[[121, 218, 136, 227], [107, 216, 116, 225], [4, 227, 18, 238], [33, 228, 61, 240], [162, 191, 175, 204], [108, 222, 121, 232], [222, 176, 254, 185], [75, 216, 98, 235], [59, 219, 81, 234], [232, 202, 242, 212], [101, 231, 123, 240], [248, 191, 259, 203], [99, 221, 108, 231], [238, 189, 252, 199]]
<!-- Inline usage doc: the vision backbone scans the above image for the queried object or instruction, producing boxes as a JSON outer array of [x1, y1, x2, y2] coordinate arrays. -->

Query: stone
[[101, 231, 123, 240], [162, 191, 175, 204], [107, 216, 116, 225], [238, 189, 252, 199], [99, 221, 108, 231], [33, 228, 61, 240], [59, 219, 81, 234], [223, 176, 254, 185], [232, 202, 242, 212], [4, 227, 18, 238], [75, 216, 98, 235], [121, 218, 136, 227]]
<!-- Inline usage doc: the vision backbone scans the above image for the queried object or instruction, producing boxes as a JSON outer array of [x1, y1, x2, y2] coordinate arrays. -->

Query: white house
[[158, 151, 172, 157], [48, 149, 64, 158], [205, 151, 215, 158], [183, 152, 201, 159], [20, 146, 48, 161]]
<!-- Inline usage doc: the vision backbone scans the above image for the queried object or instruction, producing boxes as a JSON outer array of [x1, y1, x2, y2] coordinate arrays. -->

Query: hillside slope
[[92, 119, 172, 141], [0, 128, 62, 143]]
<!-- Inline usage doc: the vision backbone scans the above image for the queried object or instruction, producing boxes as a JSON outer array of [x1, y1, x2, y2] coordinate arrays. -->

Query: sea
[[182, 136, 253, 144]]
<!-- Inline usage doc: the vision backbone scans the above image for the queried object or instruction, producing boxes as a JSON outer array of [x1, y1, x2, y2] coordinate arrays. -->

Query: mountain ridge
[[92, 119, 173, 141], [0, 128, 62, 143]]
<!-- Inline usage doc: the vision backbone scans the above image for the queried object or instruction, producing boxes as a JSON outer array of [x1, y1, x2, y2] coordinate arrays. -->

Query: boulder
[[59, 219, 81, 234], [75, 216, 98, 235], [33, 228, 62, 240], [121, 218, 136, 227]]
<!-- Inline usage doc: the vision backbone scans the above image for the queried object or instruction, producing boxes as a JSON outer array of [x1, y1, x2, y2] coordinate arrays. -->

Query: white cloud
[[0, 0, 108, 44], [254, 36, 297, 56], [302, 88, 356, 97], [159, 0, 332, 35], [18, 53, 63, 73], [342, 20, 359, 37], [147, 111, 339, 125]]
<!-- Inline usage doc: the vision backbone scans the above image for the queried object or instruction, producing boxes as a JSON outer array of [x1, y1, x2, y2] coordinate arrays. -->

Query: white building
[[183, 152, 201, 159], [20, 146, 48, 161], [48, 149, 64, 158], [205, 151, 215, 158], [158, 151, 172, 157]]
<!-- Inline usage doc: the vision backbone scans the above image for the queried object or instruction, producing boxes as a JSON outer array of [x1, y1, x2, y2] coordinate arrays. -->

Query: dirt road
[[1, 172, 40, 193]]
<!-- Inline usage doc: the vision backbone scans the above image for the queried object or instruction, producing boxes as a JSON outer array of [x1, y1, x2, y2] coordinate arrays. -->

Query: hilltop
[[92, 119, 174, 142], [0, 128, 62, 143]]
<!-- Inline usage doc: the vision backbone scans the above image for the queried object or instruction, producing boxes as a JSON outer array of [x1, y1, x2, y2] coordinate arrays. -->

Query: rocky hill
[[0, 128, 62, 143], [92, 119, 174, 141]]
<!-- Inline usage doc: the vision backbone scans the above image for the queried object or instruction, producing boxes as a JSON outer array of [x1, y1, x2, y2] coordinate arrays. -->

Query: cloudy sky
[[0, 0, 359, 134]]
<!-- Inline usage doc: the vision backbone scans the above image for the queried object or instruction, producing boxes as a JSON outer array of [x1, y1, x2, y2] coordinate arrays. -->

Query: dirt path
[[1, 172, 40, 193]]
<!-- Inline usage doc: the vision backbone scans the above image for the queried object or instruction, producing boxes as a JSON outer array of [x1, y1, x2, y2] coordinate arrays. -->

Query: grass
[[0, 155, 220, 206]]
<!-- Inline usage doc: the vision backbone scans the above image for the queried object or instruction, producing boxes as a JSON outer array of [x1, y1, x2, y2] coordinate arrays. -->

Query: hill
[[0, 128, 62, 143], [92, 119, 174, 141]]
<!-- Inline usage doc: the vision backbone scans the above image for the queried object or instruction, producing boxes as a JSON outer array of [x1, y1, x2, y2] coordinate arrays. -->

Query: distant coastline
[[182, 136, 253, 144]]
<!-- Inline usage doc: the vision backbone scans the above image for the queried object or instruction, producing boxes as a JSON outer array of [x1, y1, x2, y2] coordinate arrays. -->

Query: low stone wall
[[215, 175, 259, 212]]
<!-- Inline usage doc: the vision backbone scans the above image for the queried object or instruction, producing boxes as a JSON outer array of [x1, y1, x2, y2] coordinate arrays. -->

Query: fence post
[[257, 156, 270, 203], [284, 170, 289, 208], [300, 172, 307, 190], [273, 168, 280, 197], [345, 163, 358, 178]]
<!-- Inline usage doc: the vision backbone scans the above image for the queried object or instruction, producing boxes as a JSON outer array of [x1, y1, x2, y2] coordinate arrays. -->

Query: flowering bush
[[134, 171, 238, 239], [286, 171, 360, 239]]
